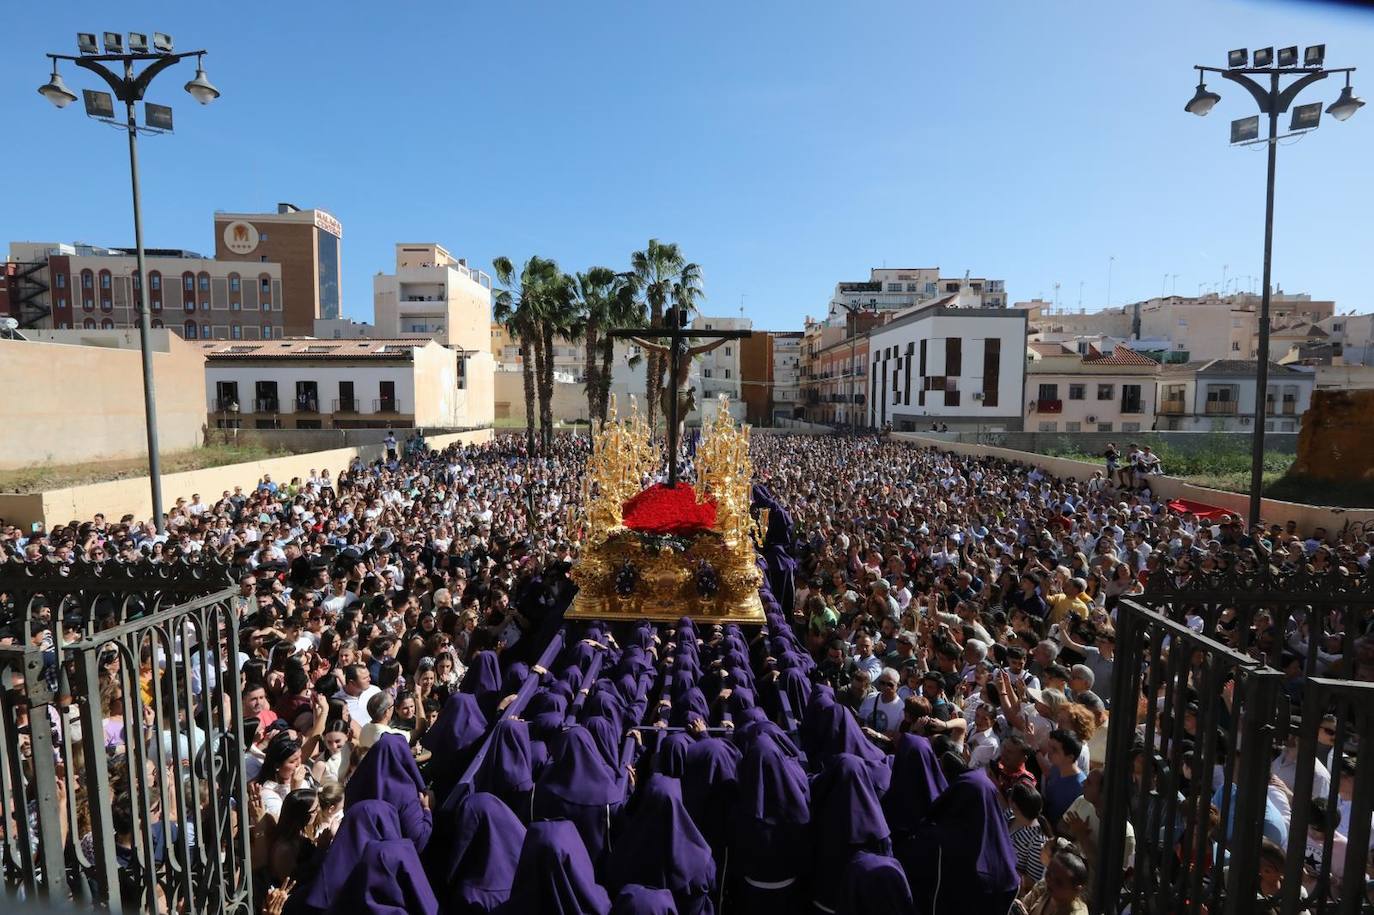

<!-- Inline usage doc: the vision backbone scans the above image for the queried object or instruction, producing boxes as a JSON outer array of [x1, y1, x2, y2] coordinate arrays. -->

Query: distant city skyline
[[3, 0, 1372, 330]]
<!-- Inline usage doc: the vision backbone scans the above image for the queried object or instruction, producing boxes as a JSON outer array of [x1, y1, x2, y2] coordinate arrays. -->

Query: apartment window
[[201, 323, 211, 339], [184, 321, 197, 339], [230, 324, 242, 339], [231, 299, 241, 311], [202, 301, 211, 311], [83, 298, 94, 312], [1122, 422, 1141, 432], [1096, 383, 1115, 400], [724, 369, 732, 379], [262, 325, 273, 339], [99, 270, 111, 289], [229, 274, 240, 292], [101, 298, 112, 313], [82, 318, 95, 329], [131, 272, 141, 291], [1097, 422, 1113, 432], [704, 323, 712, 330], [1231, 340, 1240, 351], [1037, 383, 1059, 400], [260, 277, 271, 294], [182, 273, 193, 291], [1332, 322, 1344, 333], [1121, 384, 1143, 413], [151, 319, 163, 329], [58, 298, 67, 310], [260, 232, 269, 241], [184, 299, 195, 313], [100, 318, 114, 329], [55, 273, 66, 289], [724, 346, 731, 356], [887, 283, 902, 292], [198, 272, 210, 291], [704, 369, 712, 379], [1065, 422, 1082, 432], [906, 283, 920, 292], [150, 271, 161, 290], [82, 270, 93, 289], [1038, 421, 1059, 432], [1068, 384, 1086, 401]]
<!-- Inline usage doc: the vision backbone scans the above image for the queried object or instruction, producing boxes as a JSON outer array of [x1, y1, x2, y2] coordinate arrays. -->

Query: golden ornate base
[[567, 589, 765, 624], [567, 527, 766, 625]]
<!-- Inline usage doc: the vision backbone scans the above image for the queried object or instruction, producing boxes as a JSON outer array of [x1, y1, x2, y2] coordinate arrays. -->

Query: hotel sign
[[314, 210, 342, 238], [222, 220, 260, 255]]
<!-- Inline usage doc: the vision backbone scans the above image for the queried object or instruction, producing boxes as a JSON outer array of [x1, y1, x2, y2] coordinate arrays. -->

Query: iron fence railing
[[0, 558, 250, 914]]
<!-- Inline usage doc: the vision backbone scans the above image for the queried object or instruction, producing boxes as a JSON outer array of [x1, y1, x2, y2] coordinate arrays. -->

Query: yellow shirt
[[1045, 593, 1091, 625]]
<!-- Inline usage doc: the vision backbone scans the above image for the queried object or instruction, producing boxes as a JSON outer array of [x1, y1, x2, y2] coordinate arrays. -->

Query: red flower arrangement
[[621, 483, 718, 535]]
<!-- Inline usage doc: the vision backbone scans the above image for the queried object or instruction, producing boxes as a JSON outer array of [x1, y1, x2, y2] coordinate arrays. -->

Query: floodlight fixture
[[1228, 48, 1248, 69], [1278, 46, 1299, 68], [77, 33, 99, 55], [145, 102, 174, 131], [1305, 45, 1325, 67], [128, 33, 149, 54], [1290, 102, 1322, 131], [37, 63, 78, 108], [153, 32, 174, 53], [1327, 78, 1365, 122], [1230, 115, 1260, 144], [1253, 47, 1274, 68], [102, 32, 124, 54], [1185, 79, 1221, 116], [82, 89, 115, 120], [183, 56, 219, 104]]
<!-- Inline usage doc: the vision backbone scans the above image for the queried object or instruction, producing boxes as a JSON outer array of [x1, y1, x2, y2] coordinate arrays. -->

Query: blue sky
[[3, 1, 1372, 330]]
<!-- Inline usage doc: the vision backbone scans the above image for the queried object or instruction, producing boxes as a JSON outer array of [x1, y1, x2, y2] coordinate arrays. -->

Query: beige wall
[[0, 429, 492, 530], [494, 373, 588, 423], [462, 352, 496, 427], [891, 432, 1374, 535], [0, 332, 207, 470]]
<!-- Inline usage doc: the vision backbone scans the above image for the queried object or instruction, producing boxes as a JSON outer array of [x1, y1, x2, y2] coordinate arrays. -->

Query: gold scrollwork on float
[[569, 395, 764, 624]]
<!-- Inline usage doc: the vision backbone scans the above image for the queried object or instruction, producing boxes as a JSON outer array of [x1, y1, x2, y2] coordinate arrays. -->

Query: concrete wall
[[494, 373, 588, 423], [0, 429, 492, 530], [204, 425, 488, 453], [947, 430, 1299, 456], [0, 331, 207, 470], [891, 432, 1374, 535]]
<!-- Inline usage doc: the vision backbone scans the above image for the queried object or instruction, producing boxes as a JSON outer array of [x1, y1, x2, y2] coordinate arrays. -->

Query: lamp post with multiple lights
[[39, 31, 219, 533], [1184, 44, 1360, 530]]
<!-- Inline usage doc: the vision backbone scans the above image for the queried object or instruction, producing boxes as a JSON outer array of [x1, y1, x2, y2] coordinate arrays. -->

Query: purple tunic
[[443, 792, 526, 914], [607, 775, 716, 915], [500, 819, 612, 915], [882, 734, 948, 839], [808, 754, 892, 911], [732, 733, 811, 886], [344, 734, 433, 852], [300, 800, 401, 914], [325, 838, 438, 915], [533, 725, 623, 868], [811, 702, 892, 794], [611, 884, 679, 915], [838, 851, 916, 915], [473, 718, 535, 816]]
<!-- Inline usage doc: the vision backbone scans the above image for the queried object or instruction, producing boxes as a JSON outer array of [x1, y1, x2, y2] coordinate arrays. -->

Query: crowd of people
[[1, 428, 1371, 914]]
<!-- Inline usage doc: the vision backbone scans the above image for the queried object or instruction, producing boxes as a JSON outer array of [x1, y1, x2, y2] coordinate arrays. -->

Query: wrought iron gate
[[0, 558, 251, 913], [1096, 562, 1374, 915]]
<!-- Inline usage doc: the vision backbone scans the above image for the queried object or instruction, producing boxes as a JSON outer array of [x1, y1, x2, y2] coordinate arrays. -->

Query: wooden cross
[[608, 305, 752, 487]]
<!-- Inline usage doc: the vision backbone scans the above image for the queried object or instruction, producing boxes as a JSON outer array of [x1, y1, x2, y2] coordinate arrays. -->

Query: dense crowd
[[1, 429, 1370, 914]]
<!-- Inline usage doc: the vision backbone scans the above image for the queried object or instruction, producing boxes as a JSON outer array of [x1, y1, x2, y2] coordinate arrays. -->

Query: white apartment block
[[693, 315, 749, 406], [1156, 359, 1313, 433], [829, 267, 1007, 325], [867, 297, 1028, 431], [771, 332, 803, 423], [374, 243, 492, 353]]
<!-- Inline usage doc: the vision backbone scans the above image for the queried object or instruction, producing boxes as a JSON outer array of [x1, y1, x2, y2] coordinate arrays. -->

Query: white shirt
[[1273, 750, 1331, 801], [344, 685, 381, 727]]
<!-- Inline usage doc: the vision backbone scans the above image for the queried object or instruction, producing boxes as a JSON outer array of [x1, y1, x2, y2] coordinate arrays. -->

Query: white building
[[828, 268, 1007, 325], [1319, 313, 1374, 366], [1025, 343, 1159, 434], [693, 315, 749, 413], [373, 243, 492, 354], [204, 337, 493, 430], [771, 332, 803, 423], [867, 298, 1028, 431], [1156, 359, 1313, 432]]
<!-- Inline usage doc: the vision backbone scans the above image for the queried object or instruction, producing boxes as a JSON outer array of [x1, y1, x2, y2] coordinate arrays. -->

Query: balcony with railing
[[333, 397, 359, 413], [1158, 397, 1188, 415], [374, 397, 402, 413], [294, 396, 319, 413], [214, 397, 240, 412], [1035, 399, 1063, 414], [254, 397, 279, 413], [1204, 400, 1238, 415]]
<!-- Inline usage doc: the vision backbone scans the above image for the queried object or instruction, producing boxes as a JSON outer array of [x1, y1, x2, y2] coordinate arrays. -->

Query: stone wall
[[1289, 390, 1374, 481], [0, 429, 493, 530]]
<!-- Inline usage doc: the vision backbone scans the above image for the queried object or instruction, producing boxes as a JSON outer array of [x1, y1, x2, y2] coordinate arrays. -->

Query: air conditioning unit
[[1086, 415, 1097, 424], [972, 392, 985, 401]]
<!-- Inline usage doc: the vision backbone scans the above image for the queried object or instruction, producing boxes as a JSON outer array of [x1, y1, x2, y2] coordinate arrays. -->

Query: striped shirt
[[1010, 822, 1046, 884]]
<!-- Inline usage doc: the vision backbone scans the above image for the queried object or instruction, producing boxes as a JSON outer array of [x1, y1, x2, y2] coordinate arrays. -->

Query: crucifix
[[609, 305, 752, 488]]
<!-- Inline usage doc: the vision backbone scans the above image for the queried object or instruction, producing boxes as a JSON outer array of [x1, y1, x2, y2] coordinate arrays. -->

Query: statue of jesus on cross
[[608, 305, 753, 487]]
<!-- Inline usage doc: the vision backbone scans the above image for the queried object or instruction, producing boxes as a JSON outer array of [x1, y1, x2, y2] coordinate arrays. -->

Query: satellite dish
[[0, 317, 19, 331]]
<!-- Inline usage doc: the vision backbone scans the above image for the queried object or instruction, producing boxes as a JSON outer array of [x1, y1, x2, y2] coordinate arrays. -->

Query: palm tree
[[535, 273, 576, 452], [593, 275, 645, 423], [630, 239, 689, 430], [570, 267, 616, 424], [492, 255, 558, 454]]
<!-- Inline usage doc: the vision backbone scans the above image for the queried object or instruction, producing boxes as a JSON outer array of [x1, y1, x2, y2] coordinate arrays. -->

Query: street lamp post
[[39, 32, 219, 533], [1184, 45, 1359, 530]]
